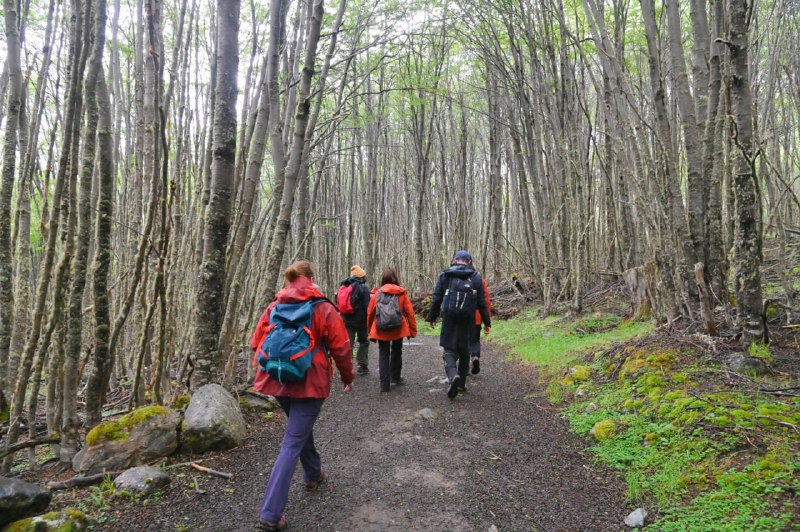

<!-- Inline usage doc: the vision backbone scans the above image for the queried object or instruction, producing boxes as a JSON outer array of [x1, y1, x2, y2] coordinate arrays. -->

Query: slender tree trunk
[[727, 0, 765, 343], [0, 0, 25, 400], [190, 0, 240, 388], [85, 72, 114, 428], [261, 0, 325, 300]]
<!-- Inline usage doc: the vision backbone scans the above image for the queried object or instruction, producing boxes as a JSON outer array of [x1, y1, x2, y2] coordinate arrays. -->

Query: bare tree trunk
[[665, 0, 702, 301], [190, 0, 240, 388], [0, 0, 25, 400], [262, 0, 325, 299], [727, 0, 765, 343], [85, 72, 114, 428], [703, 0, 727, 300]]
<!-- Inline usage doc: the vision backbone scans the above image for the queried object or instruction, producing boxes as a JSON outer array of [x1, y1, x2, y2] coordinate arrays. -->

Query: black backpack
[[376, 292, 403, 329], [442, 274, 478, 320]]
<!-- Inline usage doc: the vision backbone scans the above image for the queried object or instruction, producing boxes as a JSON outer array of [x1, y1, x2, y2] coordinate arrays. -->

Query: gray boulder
[[182, 384, 247, 453], [725, 353, 769, 376], [0, 477, 52, 527], [624, 508, 647, 528], [239, 391, 278, 412], [2, 509, 88, 531], [72, 406, 181, 474], [114, 466, 170, 496]]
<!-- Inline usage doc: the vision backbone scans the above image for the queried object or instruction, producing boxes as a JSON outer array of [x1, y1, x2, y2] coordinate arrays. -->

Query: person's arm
[[360, 284, 371, 313], [426, 274, 446, 324], [321, 303, 354, 384], [403, 294, 417, 337], [366, 293, 377, 337], [250, 304, 274, 351]]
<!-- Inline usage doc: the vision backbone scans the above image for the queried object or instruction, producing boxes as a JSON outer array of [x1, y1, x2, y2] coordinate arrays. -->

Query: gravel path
[[102, 334, 627, 531]]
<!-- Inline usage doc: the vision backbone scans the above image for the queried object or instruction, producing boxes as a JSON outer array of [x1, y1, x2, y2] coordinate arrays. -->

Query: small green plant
[[747, 341, 772, 362]]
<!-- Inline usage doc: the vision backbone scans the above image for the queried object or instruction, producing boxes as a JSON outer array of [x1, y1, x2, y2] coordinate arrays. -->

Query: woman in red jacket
[[367, 267, 417, 392], [252, 260, 354, 531]]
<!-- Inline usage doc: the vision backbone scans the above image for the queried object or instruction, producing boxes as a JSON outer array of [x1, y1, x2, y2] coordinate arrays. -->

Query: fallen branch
[[0, 434, 61, 460], [47, 471, 117, 491], [190, 462, 234, 480], [165, 459, 205, 469]]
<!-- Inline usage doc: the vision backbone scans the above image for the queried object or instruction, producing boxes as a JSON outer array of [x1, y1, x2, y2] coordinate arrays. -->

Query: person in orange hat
[[336, 265, 372, 375]]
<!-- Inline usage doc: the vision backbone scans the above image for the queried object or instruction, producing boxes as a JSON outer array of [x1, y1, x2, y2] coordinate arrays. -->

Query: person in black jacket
[[338, 265, 372, 375], [427, 250, 491, 398]]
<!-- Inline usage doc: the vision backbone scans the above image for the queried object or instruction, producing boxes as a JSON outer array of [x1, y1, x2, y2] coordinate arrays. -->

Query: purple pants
[[259, 397, 324, 522]]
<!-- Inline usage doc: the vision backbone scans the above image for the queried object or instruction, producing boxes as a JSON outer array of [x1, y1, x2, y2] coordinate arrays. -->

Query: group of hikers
[[249, 250, 492, 531]]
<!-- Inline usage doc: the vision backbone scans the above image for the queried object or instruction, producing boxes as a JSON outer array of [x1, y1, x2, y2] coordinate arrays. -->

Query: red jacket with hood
[[366, 284, 417, 341], [251, 276, 354, 398]]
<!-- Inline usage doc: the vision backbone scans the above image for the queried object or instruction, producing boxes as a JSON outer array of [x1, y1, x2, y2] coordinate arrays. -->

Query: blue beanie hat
[[453, 250, 473, 262]]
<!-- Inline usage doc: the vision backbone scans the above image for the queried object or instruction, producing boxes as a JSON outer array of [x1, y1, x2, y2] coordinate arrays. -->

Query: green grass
[[483, 305, 798, 530], [490, 309, 652, 368]]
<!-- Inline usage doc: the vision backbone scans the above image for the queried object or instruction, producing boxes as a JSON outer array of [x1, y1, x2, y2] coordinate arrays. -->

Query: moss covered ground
[[492, 307, 799, 530]]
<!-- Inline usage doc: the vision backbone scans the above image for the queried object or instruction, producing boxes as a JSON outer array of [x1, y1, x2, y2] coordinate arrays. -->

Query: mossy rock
[[570, 365, 592, 382], [73, 407, 180, 474], [589, 419, 616, 440], [3, 509, 88, 531], [86, 406, 171, 447], [643, 432, 659, 446]]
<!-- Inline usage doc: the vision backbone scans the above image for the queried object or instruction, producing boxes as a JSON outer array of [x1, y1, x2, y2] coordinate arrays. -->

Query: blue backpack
[[255, 299, 328, 383]]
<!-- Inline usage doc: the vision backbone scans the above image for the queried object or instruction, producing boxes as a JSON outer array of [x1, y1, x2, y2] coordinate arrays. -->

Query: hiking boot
[[357, 365, 369, 375], [471, 356, 480, 375], [256, 516, 287, 531], [391, 377, 405, 385], [305, 469, 326, 492], [380, 385, 391, 393], [447, 376, 461, 399]]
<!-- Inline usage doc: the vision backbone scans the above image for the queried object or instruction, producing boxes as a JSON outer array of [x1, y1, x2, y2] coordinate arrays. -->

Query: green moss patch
[[86, 405, 170, 447]]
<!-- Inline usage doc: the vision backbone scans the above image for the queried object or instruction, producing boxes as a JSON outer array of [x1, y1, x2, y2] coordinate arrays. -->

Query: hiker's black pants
[[378, 339, 403, 390], [443, 348, 469, 387], [346, 321, 369, 368], [469, 323, 482, 357]]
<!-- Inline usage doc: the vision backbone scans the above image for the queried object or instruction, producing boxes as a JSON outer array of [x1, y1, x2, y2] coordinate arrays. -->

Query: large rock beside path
[[0, 477, 52, 527], [1, 509, 88, 531], [72, 406, 181, 474], [114, 466, 170, 496], [181, 384, 247, 453]]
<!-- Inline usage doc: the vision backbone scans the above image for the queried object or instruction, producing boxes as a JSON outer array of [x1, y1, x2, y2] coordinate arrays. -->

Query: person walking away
[[337, 265, 372, 375], [251, 260, 354, 531], [367, 267, 417, 392], [469, 276, 492, 375], [426, 250, 491, 398]]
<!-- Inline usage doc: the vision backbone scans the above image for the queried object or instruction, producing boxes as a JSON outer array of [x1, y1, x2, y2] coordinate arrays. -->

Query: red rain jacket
[[251, 276, 354, 398]]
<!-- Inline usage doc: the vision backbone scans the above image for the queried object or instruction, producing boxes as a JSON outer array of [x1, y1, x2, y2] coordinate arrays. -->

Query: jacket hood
[[341, 276, 365, 286], [277, 276, 325, 303], [443, 264, 476, 279], [379, 283, 407, 295]]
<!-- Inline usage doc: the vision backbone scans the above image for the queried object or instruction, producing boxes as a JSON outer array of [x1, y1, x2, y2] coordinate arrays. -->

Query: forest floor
[[37, 333, 628, 531]]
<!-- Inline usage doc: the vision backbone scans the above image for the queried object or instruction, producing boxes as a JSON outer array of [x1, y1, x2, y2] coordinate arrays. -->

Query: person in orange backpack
[[366, 267, 417, 392], [469, 276, 492, 375]]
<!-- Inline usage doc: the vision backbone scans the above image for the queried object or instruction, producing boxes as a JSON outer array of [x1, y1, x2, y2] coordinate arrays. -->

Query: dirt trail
[[103, 335, 627, 531]]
